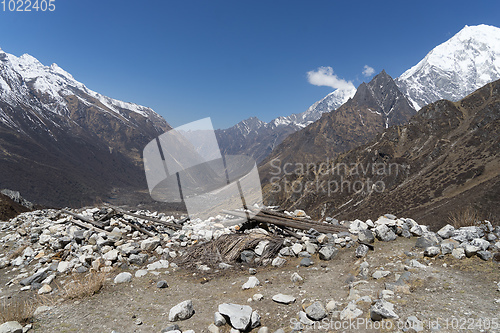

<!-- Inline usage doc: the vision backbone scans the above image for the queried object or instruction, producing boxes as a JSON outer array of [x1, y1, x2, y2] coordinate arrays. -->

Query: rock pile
[[0, 207, 499, 332]]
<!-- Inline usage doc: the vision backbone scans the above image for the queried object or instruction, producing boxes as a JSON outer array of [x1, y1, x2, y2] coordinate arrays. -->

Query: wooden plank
[[61, 209, 105, 229], [58, 210, 111, 235], [258, 209, 349, 231], [105, 205, 182, 230], [222, 210, 345, 235], [119, 218, 155, 237]]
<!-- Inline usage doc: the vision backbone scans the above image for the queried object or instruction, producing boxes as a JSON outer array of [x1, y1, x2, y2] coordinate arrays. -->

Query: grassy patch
[[61, 271, 108, 299], [0, 298, 37, 324], [448, 206, 480, 228]]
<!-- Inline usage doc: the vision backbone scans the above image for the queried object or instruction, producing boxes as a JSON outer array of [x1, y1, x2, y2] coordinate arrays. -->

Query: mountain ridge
[[0, 47, 170, 207]]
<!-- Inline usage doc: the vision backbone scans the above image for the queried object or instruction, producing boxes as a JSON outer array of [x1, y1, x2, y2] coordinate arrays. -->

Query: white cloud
[[307, 66, 355, 91], [362, 65, 375, 77]]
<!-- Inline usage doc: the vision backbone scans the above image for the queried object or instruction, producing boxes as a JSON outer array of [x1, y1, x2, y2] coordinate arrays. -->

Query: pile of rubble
[[0, 206, 499, 332]]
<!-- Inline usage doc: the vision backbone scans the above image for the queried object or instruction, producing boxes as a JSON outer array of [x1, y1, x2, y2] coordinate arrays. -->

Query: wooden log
[[257, 209, 349, 231], [222, 210, 345, 235], [253, 210, 348, 233], [105, 205, 182, 230], [61, 209, 105, 229], [58, 210, 111, 236], [119, 218, 155, 237]]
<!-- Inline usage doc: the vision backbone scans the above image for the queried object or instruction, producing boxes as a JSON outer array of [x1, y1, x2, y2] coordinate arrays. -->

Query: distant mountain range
[[263, 78, 500, 228], [0, 48, 169, 207], [215, 88, 355, 163], [218, 24, 500, 163]]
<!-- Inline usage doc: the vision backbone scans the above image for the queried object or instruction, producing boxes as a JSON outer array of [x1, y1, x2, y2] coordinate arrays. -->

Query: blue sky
[[0, 0, 499, 129]]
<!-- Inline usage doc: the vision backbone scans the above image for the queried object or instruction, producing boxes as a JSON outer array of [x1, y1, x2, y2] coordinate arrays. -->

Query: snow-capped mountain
[[216, 87, 355, 163], [0, 47, 169, 207], [396, 24, 500, 109], [0, 48, 166, 131]]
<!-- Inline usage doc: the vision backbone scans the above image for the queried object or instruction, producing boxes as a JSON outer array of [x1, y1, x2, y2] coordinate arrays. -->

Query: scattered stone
[[157, 280, 168, 288], [253, 294, 264, 301], [305, 301, 327, 321], [291, 272, 303, 283], [452, 248, 466, 259], [140, 237, 160, 251], [271, 257, 286, 267], [135, 270, 148, 278], [465, 244, 480, 258], [355, 244, 369, 258], [114, 272, 132, 284], [34, 305, 52, 316], [374, 225, 397, 242], [218, 303, 252, 331], [471, 238, 490, 251], [208, 324, 219, 333], [304, 241, 318, 254], [219, 263, 233, 269], [424, 246, 440, 257], [214, 312, 226, 326], [257, 327, 269, 333], [410, 225, 423, 237], [272, 294, 296, 304], [478, 251, 493, 261], [279, 247, 294, 257], [37, 284, 52, 295], [298, 251, 311, 258], [242, 276, 260, 290], [441, 239, 459, 255], [298, 311, 314, 325], [129, 253, 148, 266], [249, 268, 257, 275], [169, 300, 194, 322], [318, 245, 338, 260], [437, 224, 455, 239], [147, 260, 169, 271], [409, 259, 426, 268], [415, 233, 440, 248], [250, 310, 261, 329], [240, 250, 255, 263], [254, 240, 270, 256], [291, 243, 303, 255], [326, 300, 340, 312], [19, 271, 47, 286], [358, 229, 375, 244], [340, 302, 363, 320], [370, 299, 399, 321], [0, 321, 23, 333], [300, 257, 313, 267], [102, 249, 119, 261], [372, 271, 391, 279]]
